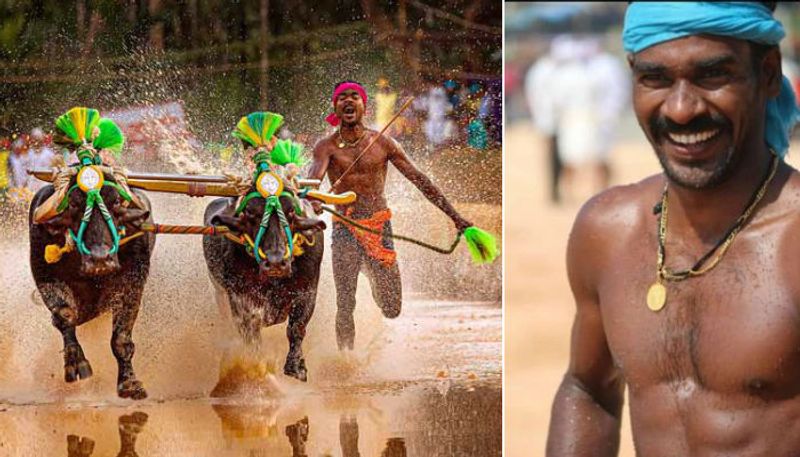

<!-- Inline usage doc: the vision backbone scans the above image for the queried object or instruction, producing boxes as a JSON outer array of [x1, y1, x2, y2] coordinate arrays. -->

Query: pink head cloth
[[325, 82, 368, 127]]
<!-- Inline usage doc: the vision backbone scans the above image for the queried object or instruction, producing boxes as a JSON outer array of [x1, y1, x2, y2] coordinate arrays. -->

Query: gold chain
[[657, 154, 779, 282], [337, 128, 366, 148]]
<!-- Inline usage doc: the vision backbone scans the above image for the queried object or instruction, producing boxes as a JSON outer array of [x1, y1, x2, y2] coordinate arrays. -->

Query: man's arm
[[546, 197, 625, 457], [387, 137, 472, 232], [306, 139, 331, 181], [305, 140, 332, 214]]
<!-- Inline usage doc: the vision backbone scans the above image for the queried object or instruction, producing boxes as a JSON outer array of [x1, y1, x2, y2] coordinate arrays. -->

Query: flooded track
[[0, 176, 501, 456]]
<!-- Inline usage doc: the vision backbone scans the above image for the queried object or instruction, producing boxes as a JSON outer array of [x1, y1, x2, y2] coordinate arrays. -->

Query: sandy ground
[[504, 122, 663, 457], [0, 147, 502, 456]]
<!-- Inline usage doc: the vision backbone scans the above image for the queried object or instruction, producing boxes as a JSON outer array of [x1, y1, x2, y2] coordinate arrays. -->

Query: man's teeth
[[668, 130, 719, 145]]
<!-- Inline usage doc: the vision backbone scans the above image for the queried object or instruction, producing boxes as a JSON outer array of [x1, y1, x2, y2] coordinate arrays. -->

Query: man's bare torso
[[588, 166, 800, 455], [316, 129, 393, 218]]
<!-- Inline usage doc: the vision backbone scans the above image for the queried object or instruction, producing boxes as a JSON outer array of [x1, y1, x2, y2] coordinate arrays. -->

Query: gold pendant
[[646, 282, 667, 312], [338, 142, 346, 148]]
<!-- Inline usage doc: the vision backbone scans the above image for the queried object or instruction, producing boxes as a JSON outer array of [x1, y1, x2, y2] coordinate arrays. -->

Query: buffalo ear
[[211, 214, 244, 231], [39, 212, 72, 236], [118, 208, 150, 229], [293, 215, 326, 233]]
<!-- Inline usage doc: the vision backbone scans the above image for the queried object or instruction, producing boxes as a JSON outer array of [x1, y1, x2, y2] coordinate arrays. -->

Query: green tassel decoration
[[232, 112, 284, 148], [93, 118, 125, 156], [463, 226, 499, 264], [270, 139, 307, 167], [55, 107, 101, 145]]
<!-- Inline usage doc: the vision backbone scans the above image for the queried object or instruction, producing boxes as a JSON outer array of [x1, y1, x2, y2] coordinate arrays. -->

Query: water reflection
[[339, 414, 360, 457], [285, 417, 309, 457], [382, 438, 407, 457], [1, 384, 499, 456], [66, 412, 148, 457], [339, 415, 407, 457]]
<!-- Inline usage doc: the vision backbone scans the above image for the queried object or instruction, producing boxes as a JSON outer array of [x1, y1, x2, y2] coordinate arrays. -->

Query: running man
[[308, 80, 472, 350]]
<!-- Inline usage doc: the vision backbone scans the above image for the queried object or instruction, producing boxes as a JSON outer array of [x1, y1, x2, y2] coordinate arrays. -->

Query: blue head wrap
[[623, 2, 800, 157]]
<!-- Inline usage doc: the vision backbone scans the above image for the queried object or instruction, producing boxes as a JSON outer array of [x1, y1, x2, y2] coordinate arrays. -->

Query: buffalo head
[[212, 188, 325, 279], [39, 172, 149, 276]]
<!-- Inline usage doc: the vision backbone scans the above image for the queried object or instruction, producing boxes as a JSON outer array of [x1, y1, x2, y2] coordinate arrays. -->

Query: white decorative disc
[[256, 172, 283, 197], [77, 166, 103, 192]]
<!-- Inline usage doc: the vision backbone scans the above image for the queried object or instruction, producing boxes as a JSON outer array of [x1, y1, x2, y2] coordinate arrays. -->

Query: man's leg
[[362, 220, 402, 319], [332, 224, 363, 350]]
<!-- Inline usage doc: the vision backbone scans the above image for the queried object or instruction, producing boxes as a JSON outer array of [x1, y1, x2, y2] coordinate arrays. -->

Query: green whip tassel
[[270, 139, 307, 167], [463, 226, 499, 264], [232, 112, 284, 148]]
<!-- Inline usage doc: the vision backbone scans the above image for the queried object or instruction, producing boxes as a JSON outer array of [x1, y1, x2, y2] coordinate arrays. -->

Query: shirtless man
[[308, 80, 472, 350], [546, 3, 800, 456]]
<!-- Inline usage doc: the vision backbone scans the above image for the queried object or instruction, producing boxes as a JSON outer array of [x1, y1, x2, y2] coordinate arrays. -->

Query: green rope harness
[[234, 155, 296, 264], [321, 205, 463, 254], [64, 150, 132, 257]]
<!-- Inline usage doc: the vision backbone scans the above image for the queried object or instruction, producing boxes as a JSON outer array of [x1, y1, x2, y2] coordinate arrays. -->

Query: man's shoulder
[[368, 129, 402, 150], [571, 174, 663, 244], [770, 163, 800, 216], [312, 133, 337, 153]]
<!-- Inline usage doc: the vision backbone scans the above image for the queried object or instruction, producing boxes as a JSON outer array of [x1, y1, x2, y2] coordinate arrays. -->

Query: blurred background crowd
[[505, 1, 800, 205], [0, 0, 502, 212]]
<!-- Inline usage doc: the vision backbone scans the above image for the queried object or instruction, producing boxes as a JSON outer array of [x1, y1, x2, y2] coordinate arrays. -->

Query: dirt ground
[[504, 122, 662, 457]]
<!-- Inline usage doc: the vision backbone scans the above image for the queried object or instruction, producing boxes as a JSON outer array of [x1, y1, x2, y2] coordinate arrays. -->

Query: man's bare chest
[[599, 229, 800, 396], [328, 146, 389, 177]]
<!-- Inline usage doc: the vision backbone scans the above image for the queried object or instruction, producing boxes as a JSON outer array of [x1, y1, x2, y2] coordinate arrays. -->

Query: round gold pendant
[[646, 282, 667, 312], [338, 142, 346, 148]]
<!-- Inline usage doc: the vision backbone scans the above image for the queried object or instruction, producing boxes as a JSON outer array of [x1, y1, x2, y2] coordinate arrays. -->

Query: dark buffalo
[[203, 188, 325, 382], [29, 172, 153, 399]]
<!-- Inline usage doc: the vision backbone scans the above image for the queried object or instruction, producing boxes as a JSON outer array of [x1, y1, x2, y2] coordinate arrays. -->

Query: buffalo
[[29, 166, 153, 399], [203, 171, 326, 382]]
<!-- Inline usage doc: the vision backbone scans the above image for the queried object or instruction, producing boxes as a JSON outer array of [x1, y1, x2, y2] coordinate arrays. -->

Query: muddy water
[[0, 181, 501, 456]]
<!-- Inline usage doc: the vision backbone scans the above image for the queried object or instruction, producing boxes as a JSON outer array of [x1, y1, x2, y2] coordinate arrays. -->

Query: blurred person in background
[[7, 135, 35, 205], [417, 82, 456, 153], [8, 135, 31, 190], [27, 127, 56, 193], [465, 81, 489, 149], [525, 34, 571, 204], [0, 135, 10, 200], [374, 77, 399, 135], [444, 79, 462, 113], [526, 34, 628, 203]]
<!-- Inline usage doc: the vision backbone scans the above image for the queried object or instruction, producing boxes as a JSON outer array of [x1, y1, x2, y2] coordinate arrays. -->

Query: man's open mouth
[[343, 106, 356, 115], [666, 129, 721, 146], [661, 127, 727, 161]]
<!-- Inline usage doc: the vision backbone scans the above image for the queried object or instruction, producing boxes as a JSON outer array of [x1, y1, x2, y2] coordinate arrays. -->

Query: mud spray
[[0, 51, 501, 456]]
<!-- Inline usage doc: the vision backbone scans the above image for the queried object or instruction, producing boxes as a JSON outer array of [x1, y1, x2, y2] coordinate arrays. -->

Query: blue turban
[[623, 2, 800, 157]]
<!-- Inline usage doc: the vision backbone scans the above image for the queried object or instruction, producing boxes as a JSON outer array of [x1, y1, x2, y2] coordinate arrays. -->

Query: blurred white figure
[[417, 85, 455, 151], [526, 35, 629, 202], [525, 34, 577, 203], [28, 128, 56, 193], [8, 138, 31, 189]]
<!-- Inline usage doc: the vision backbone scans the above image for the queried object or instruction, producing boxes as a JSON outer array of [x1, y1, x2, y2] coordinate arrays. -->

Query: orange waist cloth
[[335, 208, 397, 267]]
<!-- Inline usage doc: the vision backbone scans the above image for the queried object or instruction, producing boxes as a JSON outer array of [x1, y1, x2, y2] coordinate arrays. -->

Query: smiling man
[[546, 2, 800, 456], [309, 80, 472, 350]]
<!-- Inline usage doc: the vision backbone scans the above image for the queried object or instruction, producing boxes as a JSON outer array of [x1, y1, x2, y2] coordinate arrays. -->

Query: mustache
[[649, 112, 730, 139]]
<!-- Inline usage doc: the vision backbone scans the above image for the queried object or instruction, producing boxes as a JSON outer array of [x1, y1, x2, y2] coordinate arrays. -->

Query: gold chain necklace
[[337, 128, 366, 149], [646, 154, 779, 312]]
